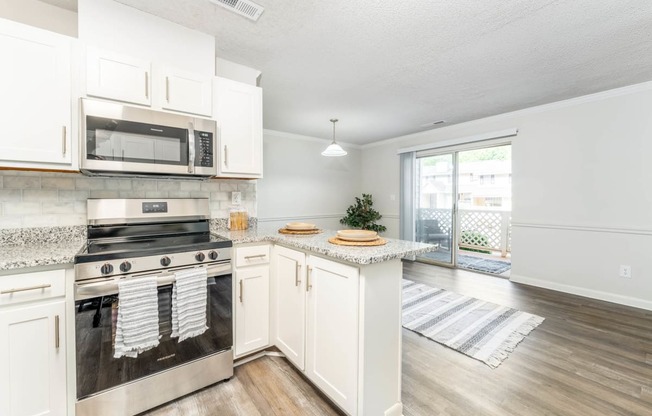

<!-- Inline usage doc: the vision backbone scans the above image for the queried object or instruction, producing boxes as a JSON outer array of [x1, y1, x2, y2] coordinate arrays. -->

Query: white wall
[[0, 0, 77, 37], [257, 130, 362, 230], [362, 82, 652, 310]]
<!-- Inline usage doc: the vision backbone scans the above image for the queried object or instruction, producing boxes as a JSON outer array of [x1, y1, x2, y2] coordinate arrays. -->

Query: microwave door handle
[[188, 122, 196, 174]]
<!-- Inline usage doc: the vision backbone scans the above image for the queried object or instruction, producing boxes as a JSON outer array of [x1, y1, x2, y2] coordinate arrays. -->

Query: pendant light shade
[[321, 118, 347, 157]]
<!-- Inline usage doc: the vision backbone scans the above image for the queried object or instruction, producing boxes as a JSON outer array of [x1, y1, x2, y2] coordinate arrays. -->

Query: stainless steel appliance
[[74, 199, 233, 416], [80, 99, 217, 178]]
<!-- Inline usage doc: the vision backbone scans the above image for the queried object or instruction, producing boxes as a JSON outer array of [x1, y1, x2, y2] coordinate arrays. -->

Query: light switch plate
[[232, 191, 242, 205]]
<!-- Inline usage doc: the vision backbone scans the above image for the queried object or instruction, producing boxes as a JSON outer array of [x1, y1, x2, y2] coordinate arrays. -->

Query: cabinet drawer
[[0, 269, 65, 307], [235, 245, 270, 268]]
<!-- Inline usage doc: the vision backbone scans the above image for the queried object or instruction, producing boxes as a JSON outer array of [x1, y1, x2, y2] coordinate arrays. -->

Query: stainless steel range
[[74, 198, 233, 416]]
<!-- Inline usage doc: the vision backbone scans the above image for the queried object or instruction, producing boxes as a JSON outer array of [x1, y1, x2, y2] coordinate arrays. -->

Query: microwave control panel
[[196, 131, 214, 167]]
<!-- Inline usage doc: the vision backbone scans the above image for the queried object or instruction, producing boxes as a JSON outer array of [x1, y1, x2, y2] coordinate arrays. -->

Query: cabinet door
[[86, 47, 151, 106], [306, 256, 359, 415], [234, 266, 270, 356], [273, 246, 306, 370], [0, 300, 66, 416], [0, 19, 71, 165], [160, 68, 212, 116], [214, 77, 263, 177]]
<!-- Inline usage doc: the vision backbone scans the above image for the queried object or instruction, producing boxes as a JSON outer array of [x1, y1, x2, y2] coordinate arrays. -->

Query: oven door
[[80, 99, 216, 177], [74, 263, 232, 400]]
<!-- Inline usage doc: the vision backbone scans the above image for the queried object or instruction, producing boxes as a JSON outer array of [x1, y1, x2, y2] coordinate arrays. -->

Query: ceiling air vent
[[209, 0, 264, 21]]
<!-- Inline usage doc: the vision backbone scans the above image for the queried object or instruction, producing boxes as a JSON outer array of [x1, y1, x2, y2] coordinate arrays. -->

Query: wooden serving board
[[328, 236, 387, 246], [278, 228, 323, 235]]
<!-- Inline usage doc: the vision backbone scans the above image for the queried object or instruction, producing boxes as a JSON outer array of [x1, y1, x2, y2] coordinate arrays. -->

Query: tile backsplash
[[0, 171, 256, 229]]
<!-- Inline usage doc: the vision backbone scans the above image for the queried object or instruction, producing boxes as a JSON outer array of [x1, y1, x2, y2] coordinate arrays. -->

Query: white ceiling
[[45, 0, 652, 145]]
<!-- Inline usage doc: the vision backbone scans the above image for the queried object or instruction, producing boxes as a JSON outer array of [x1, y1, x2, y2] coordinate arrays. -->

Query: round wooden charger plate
[[328, 236, 387, 246], [278, 228, 323, 235]]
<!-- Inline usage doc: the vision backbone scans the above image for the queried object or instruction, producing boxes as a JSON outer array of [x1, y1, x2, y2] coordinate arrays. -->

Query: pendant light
[[321, 118, 347, 157]]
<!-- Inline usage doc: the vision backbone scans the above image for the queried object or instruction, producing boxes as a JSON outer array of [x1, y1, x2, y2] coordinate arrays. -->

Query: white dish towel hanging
[[171, 267, 209, 342], [114, 275, 160, 358]]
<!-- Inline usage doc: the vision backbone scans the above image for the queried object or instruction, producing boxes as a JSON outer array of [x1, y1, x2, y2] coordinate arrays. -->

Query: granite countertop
[[0, 226, 87, 272], [215, 225, 437, 265], [0, 240, 85, 271], [0, 223, 437, 272]]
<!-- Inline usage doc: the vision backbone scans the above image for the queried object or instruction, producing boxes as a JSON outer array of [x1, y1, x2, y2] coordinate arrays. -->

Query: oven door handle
[[75, 262, 232, 300]]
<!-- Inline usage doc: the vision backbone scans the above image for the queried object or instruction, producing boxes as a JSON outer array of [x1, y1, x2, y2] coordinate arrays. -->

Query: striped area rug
[[402, 279, 544, 368]]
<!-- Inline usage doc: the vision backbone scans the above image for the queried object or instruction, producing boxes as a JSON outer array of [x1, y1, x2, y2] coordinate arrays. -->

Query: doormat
[[420, 251, 511, 275], [402, 279, 544, 368]]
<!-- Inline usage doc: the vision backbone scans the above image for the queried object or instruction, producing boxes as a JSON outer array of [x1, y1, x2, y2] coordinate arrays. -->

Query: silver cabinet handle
[[55, 315, 60, 349], [165, 76, 170, 102], [306, 266, 312, 292], [1, 283, 51, 295], [145, 71, 149, 99], [224, 145, 228, 168], [62, 126, 67, 156], [239, 279, 243, 303], [295, 263, 301, 287], [244, 254, 266, 260]]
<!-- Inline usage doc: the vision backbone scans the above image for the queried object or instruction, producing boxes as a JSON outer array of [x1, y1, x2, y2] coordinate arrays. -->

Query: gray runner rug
[[402, 279, 544, 368]]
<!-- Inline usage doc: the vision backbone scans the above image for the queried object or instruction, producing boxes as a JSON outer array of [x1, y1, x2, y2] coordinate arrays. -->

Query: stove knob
[[195, 252, 206, 262], [160, 256, 171, 267], [208, 250, 218, 260], [100, 263, 113, 275], [120, 261, 132, 273]]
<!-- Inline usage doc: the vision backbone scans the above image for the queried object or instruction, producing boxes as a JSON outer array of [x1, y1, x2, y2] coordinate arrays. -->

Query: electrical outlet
[[231, 191, 241, 205], [619, 265, 632, 278]]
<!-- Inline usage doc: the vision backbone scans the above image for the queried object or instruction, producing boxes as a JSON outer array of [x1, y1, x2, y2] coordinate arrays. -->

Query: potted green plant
[[340, 193, 387, 233]]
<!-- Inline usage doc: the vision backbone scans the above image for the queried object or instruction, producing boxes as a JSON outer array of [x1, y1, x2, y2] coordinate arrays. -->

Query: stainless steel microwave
[[80, 99, 217, 178]]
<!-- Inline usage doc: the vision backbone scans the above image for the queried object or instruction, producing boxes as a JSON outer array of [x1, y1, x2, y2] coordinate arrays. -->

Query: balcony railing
[[417, 208, 512, 257]]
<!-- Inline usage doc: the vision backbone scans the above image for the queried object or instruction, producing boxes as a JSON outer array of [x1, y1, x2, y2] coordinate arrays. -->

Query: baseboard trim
[[509, 274, 652, 311]]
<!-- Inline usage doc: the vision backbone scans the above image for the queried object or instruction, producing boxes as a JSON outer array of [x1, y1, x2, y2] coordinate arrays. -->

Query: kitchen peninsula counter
[[218, 225, 436, 415], [215, 225, 437, 265]]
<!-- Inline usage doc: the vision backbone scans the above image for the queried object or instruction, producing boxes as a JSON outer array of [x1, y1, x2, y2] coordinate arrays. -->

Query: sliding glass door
[[411, 143, 513, 275], [415, 152, 456, 266]]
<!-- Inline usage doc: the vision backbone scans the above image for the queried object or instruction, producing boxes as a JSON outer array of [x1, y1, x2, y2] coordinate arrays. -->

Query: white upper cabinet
[[0, 18, 72, 167], [80, 0, 215, 116], [214, 77, 263, 178], [85, 47, 213, 117], [158, 68, 212, 117], [86, 47, 151, 106]]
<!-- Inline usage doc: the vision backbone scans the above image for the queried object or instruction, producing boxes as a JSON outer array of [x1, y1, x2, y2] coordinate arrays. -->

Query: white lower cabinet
[[0, 270, 67, 416], [234, 244, 270, 357], [305, 255, 359, 415], [272, 248, 404, 416], [272, 246, 306, 370], [272, 248, 359, 415]]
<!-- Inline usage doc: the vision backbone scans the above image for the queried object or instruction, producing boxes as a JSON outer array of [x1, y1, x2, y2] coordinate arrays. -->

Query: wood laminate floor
[[144, 261, 652, 416]]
